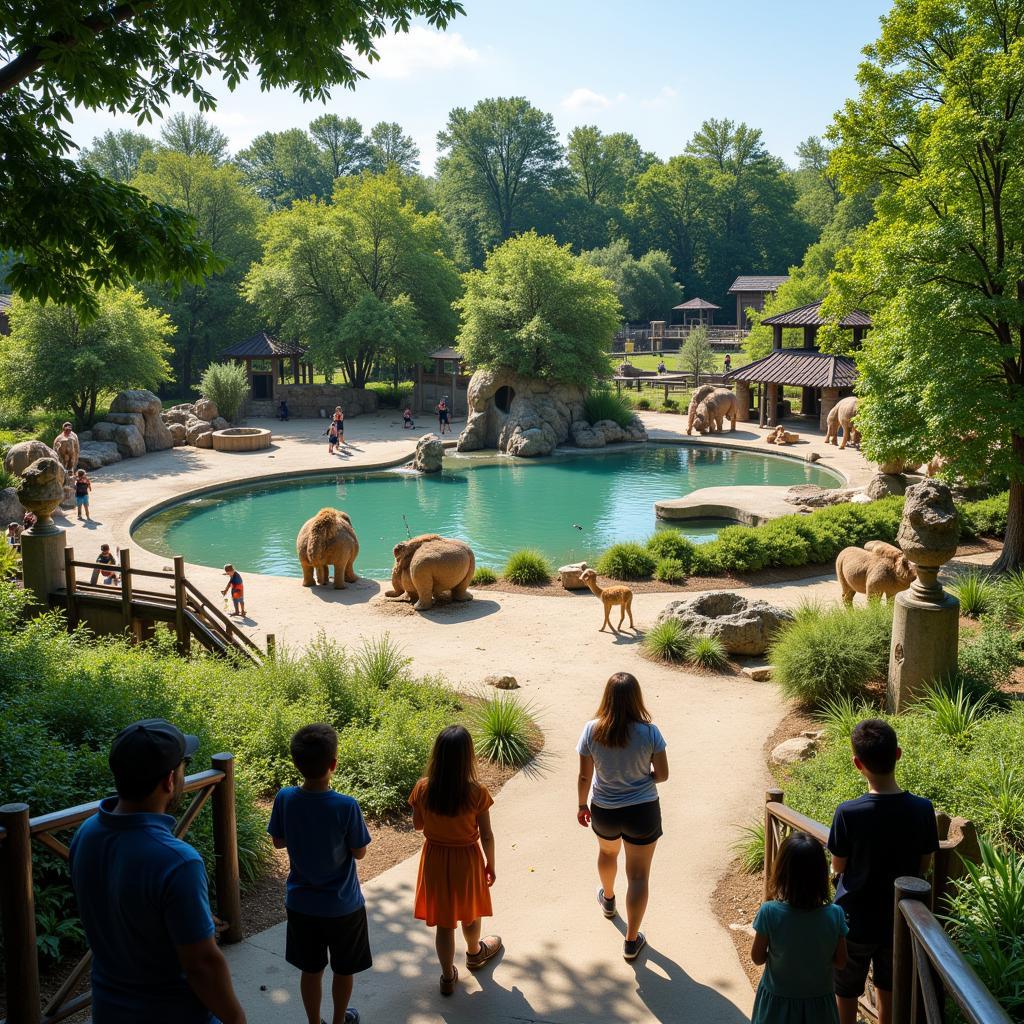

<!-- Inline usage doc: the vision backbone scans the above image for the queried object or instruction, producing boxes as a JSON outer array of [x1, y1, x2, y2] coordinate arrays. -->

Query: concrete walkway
[[59, 411, 883, 1023]]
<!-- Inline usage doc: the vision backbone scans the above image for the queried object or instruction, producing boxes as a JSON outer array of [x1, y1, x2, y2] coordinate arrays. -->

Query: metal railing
[[0, 754, 242, 1024]]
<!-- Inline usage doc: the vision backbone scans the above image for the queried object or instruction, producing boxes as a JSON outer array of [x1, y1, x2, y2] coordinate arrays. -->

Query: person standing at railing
[[750, 832, 849, 1024], [221, 564, 246, 617], [68, 719, 247, 1024], [828, 719, 939, 1024]]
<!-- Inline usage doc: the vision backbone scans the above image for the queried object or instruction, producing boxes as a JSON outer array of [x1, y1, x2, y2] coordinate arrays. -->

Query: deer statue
[[580, 569, 636, 633]]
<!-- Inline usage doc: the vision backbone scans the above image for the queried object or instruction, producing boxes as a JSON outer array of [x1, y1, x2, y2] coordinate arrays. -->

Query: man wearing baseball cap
[[69, 720, 246, 1024]]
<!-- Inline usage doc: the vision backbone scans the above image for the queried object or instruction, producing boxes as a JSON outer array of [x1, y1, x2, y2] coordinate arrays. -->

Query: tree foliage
[[80, 129, 154, 182], [367, 121, 420, 174], [0, 289, 173, 427], [309, 114, 370, 178], [455, 231, 620, 388], [236, 129, 334, 209], [679, 326, 715, 383], [580, 239, 682, 323], [0, 0, 463, 312], [159, 113, 229, 163]]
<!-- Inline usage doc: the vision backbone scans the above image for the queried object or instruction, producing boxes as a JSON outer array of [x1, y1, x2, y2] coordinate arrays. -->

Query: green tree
[[367, 121, 419, 174], [793, 135, 839, 229], [436, 97, 564, 250], [455, 231, 620, 388], [567, 127, 653, 206], [678, 326, 715, 385], [1, 0, 463, 313], [309, 114, 369, 177], [80, 129, 154, 182], [132, 152, 265, 393], [824, 0, 1024, 570], [0, 289, 173, 427], [244, 172, 459, 387], [581, 239, 682, 323], [236, 129, 333, 209], [159, 112, 229, 163]]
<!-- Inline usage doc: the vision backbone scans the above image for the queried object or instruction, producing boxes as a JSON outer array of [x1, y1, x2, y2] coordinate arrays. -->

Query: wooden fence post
[[0, 803, 41, 1024], [763, 789, 783, 903], [211, 753, 242, 944], [173, 556, 189, 655], [892, 876, 932, 1024], [266, 634, 276, 660], [64, 545, 78, 629], [119, 548, 133, 634]]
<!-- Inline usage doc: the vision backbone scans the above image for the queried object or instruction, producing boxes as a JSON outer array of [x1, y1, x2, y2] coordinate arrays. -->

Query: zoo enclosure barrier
[[763, 789, 1011, 1024], [0, 753, 243, 1024]]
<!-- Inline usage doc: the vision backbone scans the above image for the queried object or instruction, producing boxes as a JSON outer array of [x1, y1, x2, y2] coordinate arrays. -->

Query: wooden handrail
[[182, 579, 262, 655]]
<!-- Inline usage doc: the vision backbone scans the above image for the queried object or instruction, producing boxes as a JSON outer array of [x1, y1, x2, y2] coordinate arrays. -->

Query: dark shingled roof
[[0, 294, 11, 311], [725, 349, 857, 389], [728, 275, 789, 294], [220, 332, 306, 358], [673, 298, 721, 310], [430, 347, 462, 361], [760, 299, 872, 329]]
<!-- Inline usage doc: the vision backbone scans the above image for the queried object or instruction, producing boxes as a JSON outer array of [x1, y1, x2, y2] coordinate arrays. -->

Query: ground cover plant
[[470, 692, 535, 768], [471, 566, 497, 585]]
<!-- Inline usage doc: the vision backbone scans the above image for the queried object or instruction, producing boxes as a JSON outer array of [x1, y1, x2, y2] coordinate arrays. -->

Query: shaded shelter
[[727, 275, 788, 328], [416, 347, 470, 417], [673, 298, 720, 329], [220, 332, 313, 402]]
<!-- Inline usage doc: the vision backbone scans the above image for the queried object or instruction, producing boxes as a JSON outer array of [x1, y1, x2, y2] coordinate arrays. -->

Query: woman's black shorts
[[590, 798, 663, 846]]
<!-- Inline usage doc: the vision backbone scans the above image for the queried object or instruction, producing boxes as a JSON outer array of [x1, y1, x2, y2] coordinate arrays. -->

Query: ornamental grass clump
[[731, 820, 766, 874], [583, 388, 634, 429], [471, 566, 497, 585], [469, 693, 534, 768], [646, 531, 696, 571], [503, 549, 552, 586], [642, 619, 692, 663], [688, 634, 728, 670], [595, 542, 656, 580], [950, 571, 999, 619], [198, 361, 248, 422]]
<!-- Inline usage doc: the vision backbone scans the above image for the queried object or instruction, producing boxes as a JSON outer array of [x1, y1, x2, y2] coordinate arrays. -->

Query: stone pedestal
[[887, 586, 959, 712], [734, 382, 752, 422], [21, 528, 66, 610], [819, 387, 840, 432]]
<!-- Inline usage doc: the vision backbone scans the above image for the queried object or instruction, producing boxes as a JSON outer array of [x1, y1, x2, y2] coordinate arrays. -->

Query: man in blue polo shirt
[[69, 719, 247, 1024]]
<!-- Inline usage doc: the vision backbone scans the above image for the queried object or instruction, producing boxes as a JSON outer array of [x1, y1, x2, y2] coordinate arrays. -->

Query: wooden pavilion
[[673, 298, 720, 328], [415, 347, 470, 416], [727, 275, 789, 329], [724, 299, 870, 429], [220, 332, 314, 403]]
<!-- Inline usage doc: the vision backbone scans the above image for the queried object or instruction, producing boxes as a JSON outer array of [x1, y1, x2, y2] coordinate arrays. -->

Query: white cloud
[[641, 85, 679, 109], [353, 27, 481, 80], [561, 87, 612, 112]]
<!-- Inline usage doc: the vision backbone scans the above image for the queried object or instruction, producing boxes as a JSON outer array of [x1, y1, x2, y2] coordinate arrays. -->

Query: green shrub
[[690, 543, 725, 575], [688, 635, 728, 670], [770, 602, 893, 707], [470, 693, 534, 767], [985, 763, 1024, 847], [198, 362, 248, 422], [595, 542, 656, 580], [634, 396, 651, 411], [642, 619, 692, 663], [364, 380, 416, 408], [959, 492, 1009, 538], [646, 531, 696, 571], [959, 620, 1021, 690], [996, 568, 1024, 627], [653, 557, 687, 584], [951, 571, 999, 618], [731, 820, 766, 874], [472, 566, 497, 585], [583, 388, 634, 429], [503, 549, 552, 586], [0, 464, 18, 490]]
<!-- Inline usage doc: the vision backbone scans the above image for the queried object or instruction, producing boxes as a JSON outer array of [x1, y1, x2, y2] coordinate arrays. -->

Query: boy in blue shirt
[[269, 724, 371, 1024]]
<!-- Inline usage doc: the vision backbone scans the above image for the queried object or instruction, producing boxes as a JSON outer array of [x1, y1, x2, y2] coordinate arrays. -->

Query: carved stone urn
[[895, 479, 960, 602], [18, 458, 66, 535]]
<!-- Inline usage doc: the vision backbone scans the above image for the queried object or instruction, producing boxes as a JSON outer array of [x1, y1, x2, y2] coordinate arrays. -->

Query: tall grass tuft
[[470, 693, 535, 767], [471, 566, 497, 585], [583, 388, 634, 429], [689, 635, 729, 670], [918, 682, 993, 745], [951, 571, 999, 619], [642, 619, 692, 663], [503, 549, 552, 586], [731, 820, 766, 874], [816, 695, 869, 741], [198, 361, 249, 422], [353, 633, 409, 690], [653, 557, 687, 584], [986, 763, 1024, 847]]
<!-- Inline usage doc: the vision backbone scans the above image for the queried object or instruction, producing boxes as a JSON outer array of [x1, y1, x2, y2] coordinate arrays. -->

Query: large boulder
[[168, 423, 188, 446], [112, 424, 146, 459], [413, 433, 444, 473], [110, 388, 172, 452], [0, 487, 26, 527], [194, 398, 219, 423], [105, 411, 146, 431], [784, 484, 860, 508], [77, 441, 122, 469], [865, 473, 907, 500], [211, 416, 229, 431], [3, 440, 59, 478], [656, 591, 794, 656], [185, 418, 214, 446], [770, 736, 819, 767], [161, 408, 190, 426], [110, 389, 162, 417]]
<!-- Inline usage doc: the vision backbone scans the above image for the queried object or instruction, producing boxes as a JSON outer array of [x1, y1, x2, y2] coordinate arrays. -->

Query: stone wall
[[249, 385, 379, 419]]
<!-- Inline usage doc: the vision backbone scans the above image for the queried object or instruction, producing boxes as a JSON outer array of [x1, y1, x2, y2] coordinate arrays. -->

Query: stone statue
[[385, 534, 475, 611], [18, 457, 66, 532], [686, 387, 738, 435], [896, 479, 960, 601], [836, 541, 916, 604], [295, 508, 359, 589], [52, 423, 80, 507], [824, 396, 859, 449]]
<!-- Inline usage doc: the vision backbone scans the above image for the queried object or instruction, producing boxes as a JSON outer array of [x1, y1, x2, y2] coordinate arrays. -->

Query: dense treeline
[[69, 102, 837, 394]]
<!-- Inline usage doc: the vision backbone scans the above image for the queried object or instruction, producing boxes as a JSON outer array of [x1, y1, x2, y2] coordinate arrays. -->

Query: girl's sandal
[[440, 965, 458, 996], [466, 935, 503, 971]]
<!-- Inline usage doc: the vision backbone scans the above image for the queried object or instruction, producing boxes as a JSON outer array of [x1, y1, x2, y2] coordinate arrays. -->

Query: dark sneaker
[[597, 886, 616, 918], [623, 933, 647, 961]]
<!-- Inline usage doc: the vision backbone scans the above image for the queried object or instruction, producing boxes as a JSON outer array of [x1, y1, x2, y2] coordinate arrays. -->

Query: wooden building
[[672, 297, 720, 328], [415, 347, 470, 417], [220, 332, 314, 403], [727, 275, 789, 328], [0, 294, 10, 336]]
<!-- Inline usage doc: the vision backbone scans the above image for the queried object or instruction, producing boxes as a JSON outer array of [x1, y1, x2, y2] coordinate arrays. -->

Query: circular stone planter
[[211, 427, 272, 452]]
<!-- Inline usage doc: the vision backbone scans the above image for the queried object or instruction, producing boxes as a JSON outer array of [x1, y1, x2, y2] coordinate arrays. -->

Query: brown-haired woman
[[576, 672, 668, 960], [408, 725, 502, 995]]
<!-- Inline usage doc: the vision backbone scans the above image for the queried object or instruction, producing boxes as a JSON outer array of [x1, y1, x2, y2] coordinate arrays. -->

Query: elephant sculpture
[[686, 385, 738, 435], [825, 396, 859, 449], [296, 507, 359, 589], [385, 533, 475, 611], [836, 541, 916, 604]]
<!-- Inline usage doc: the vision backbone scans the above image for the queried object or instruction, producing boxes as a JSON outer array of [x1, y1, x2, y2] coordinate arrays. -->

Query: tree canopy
[[0, 0, 463, 313], [80, 129, 154, 182], [580, 239, 682, 323], [0, 289, 173, 427], [455, 231, 620, 388]]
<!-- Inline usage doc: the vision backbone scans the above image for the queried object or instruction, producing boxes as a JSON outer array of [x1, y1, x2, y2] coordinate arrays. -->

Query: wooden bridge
[[55, 548, 271, 664]]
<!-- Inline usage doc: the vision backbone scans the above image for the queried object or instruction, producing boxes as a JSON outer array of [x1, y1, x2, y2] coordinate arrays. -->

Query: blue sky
[[68, 0, 893, 173]]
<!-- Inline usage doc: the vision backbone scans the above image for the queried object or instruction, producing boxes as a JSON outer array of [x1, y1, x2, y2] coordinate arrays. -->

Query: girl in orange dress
[[408, 725, 502, 995]]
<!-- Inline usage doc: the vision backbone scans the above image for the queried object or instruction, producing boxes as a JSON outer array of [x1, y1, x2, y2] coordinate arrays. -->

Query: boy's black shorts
[[285, 905, 373, 976], [834, 939, 893, 996]]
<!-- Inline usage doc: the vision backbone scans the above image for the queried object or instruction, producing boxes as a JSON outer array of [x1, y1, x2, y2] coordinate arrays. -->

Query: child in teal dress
[[750, 832, 848, 1024]]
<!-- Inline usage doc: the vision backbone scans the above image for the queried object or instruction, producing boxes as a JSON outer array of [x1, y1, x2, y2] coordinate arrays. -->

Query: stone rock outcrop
[[193, 398, 219, 423], [3, 441, 59, 478], [570, 416, 647, 449], [485, 674, 519, 690], [89, 421, 144, 458], [168, 423, 187, 446], [77, 442, 123, 469], [657, 591, 794, 656], [162, 408, 191, 426], [413, 433, 444, 474], [186, 417, 214, 446], [110, 389, 173, 452], [783, 484, 859, 508], [211, 416, 229, 431], [0, 487, 26, 526], [559, 562, 590, 590], [865, 473, 907, 500], [770, 736, 819, 766]]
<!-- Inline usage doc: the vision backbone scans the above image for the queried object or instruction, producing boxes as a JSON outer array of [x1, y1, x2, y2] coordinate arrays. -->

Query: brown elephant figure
[[836, 541, 916, 604], [825, 396, 860, 449], [296, 508, 359, 589], [385, 533, 475, 611], [687, 386, 738, 435]]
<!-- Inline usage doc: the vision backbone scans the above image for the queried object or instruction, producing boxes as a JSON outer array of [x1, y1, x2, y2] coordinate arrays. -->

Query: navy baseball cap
[[109, 719, 200, 796]]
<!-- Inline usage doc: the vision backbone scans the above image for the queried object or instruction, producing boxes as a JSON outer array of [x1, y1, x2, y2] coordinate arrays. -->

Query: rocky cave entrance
[[494, 385, 515, 414]]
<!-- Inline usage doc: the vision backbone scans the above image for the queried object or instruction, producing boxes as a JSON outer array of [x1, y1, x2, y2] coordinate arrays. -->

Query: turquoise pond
[[133, 445, 842, 579]]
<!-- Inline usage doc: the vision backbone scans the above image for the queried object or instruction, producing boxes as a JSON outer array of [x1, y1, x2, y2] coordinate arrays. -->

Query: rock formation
[[110, 390, 173, 452], [656, 591, 793, 656], [413, 433, 444, 473], [0, 487, 26, 527], [3, 441, 59, 478]]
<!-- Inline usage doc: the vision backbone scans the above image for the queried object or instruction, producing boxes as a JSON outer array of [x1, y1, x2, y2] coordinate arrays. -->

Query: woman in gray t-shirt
[[576, 672, 669, 961]]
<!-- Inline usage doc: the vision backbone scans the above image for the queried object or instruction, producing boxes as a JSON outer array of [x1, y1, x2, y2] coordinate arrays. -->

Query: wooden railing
[[62, 548, 271, 665], [763, 790, 1008, 1024], [0, 754, 242, 1024]]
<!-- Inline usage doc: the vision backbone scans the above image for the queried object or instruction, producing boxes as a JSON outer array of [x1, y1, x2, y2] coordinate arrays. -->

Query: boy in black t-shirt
[[828, 719, 939, 1024]]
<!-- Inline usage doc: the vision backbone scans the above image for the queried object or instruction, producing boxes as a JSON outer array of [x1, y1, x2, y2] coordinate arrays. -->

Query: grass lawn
[[615, 352, 732, 374]]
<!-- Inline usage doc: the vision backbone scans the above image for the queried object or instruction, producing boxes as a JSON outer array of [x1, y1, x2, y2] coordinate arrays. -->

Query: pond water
[[133, 445, 841, 579]]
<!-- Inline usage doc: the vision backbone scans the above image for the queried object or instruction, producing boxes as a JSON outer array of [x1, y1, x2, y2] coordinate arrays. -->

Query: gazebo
[[220, 332, 314, 403], [673, 298, 720, 329]]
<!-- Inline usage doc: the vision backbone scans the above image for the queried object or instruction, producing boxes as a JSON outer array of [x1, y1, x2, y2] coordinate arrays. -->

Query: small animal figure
[[836, 541, 916, 604], [766, 425, 800, 445], [825, 396, 859, 449], [580, 568, 635, 633]]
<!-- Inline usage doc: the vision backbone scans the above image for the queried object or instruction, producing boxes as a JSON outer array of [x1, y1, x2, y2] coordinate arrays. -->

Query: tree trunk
[[994, 477, 1024, 573]]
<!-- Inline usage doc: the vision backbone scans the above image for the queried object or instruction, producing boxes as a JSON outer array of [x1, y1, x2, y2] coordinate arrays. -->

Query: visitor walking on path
[[749, 833, 849, 1024], [6, 521, 21, 550], [724, 354, 732, 373], [403, 407, 414, 429], [576, 671, 669, 961], [278, 400, 290, 422], [332, 407, 345, 449], [75, 468, 92, 520], [69, 718, 246, 1024], [222, 564, 246, 617], [436, 398, 450, 435], [269, 724, 371, 1024], [408, 725, 502, 996], [829, 719, 938, 1024]]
